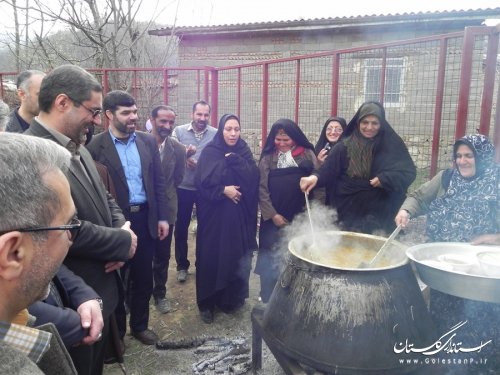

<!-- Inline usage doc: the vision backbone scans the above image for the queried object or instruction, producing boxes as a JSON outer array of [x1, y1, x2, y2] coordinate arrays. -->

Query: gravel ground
[[103, 217, 427, 375], [103, 220, 285, 375]]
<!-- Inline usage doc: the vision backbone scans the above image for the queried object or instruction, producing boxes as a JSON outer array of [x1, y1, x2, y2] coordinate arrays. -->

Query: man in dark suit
[[25, 65, 137, 375], [87, 91, 168, 345]]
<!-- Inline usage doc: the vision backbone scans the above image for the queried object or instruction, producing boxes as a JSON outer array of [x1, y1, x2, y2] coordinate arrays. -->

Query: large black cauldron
[[262, 231, 436, 374]]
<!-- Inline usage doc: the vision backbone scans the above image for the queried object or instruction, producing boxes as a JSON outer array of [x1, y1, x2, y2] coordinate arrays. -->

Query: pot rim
[[288, 230, 408, 271]]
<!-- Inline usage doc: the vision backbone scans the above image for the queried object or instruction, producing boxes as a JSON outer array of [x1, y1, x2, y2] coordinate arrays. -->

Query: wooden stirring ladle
[[359, 224, 402, 269]]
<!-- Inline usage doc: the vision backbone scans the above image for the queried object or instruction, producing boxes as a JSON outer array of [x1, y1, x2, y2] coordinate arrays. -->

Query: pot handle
[[280, 263, 297, 290]]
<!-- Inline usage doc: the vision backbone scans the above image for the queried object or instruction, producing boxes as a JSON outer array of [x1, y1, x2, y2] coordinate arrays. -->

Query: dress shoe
[[155, 297, 171, 314], [177, 269, 188, 282], [131, 329, 158, 345], [199, 309, 214, 324]]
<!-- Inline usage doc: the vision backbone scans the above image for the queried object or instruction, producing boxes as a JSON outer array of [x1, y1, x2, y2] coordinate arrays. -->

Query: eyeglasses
[[0, 218, 82, 241], [326, 127, 343, 134], [67, 95, 102, 118]]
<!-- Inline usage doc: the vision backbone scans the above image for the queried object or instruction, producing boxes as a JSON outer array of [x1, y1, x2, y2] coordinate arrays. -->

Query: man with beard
[[150, 105, 185, 313], [0, 133, 77, 374], [172, 100, 216, 282], [25, 65, 136, 375], [87, 91, 168, 345], [6, 70, 45, 133]]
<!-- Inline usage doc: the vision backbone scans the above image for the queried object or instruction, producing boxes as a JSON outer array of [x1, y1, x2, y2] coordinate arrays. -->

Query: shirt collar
[[0, 321, 52, 363], [109, 129, 137, 145], [35, 117, 79, 155], [187, 123, 208, 136]]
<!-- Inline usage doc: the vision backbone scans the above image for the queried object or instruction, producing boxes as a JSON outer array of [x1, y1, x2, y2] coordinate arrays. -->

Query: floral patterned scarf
[[427, 134, 498, 242]]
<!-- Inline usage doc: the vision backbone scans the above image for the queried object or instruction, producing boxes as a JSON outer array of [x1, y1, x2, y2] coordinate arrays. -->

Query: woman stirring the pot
[[301, 101, 416, 234], [195, 114, 259, 324], [255, 119, 318, 303], [395, 134, 500, 373]]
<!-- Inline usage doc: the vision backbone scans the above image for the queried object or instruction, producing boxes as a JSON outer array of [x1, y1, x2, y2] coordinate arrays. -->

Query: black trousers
[[152, 224, 174, 300], [68, 315, 109, 375], [116, 208, 155, 334], [174, 188, 198, 271]]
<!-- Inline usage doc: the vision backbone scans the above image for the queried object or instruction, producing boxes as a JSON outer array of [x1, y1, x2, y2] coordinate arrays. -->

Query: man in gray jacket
[[150, 105, 186, 313]]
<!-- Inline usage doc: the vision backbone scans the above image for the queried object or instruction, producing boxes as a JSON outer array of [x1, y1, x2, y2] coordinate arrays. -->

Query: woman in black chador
[[301, 101, 416, 234], [195, 114, 259, 324]]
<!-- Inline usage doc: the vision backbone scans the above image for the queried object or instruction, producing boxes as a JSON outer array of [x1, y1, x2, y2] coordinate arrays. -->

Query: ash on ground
[[157, 336, 251, 375]]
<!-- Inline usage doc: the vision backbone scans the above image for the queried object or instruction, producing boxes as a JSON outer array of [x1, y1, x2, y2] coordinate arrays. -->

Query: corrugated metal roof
[[149, 8, 500, 36]]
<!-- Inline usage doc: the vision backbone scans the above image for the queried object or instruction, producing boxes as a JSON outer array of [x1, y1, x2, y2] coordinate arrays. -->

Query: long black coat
[[194, 124, 259, 307]]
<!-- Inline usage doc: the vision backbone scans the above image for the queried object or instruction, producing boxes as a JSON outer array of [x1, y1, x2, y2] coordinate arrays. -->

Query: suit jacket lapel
[[100, 133, 129, 191], [28, 120, 112, 224], [135, 134, 151, 184]]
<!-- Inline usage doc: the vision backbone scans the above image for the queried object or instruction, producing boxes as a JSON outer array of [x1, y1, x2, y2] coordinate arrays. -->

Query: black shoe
[[131, 329, 158, 345], [199, 309, 214, 324]]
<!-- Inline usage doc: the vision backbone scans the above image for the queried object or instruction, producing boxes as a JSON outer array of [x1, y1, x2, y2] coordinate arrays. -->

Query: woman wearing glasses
[[314, 116, 347, 205]]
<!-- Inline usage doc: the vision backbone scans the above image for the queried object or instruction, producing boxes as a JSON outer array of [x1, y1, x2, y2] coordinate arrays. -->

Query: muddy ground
[[103, 220, 284, 375], [103, 218, 427, 375]]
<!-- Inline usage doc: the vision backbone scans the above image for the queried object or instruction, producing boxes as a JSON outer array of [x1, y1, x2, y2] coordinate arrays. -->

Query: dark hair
[[192, 100, 211, 113], [103, 90, 136, 113], [151, 105, 176, 118], [38, 65, 102, 113], [16, 70, 45, 90]]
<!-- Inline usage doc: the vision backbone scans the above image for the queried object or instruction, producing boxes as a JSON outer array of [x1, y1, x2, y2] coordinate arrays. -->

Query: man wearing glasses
[[25, 65, 137, 375], [0, 133, 78, 373]]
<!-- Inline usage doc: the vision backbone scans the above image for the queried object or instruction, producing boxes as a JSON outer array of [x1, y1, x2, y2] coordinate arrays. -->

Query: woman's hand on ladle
[[395, 209, 410, 228], [300, 175, 318, 194], [272, 214, 288, 228]]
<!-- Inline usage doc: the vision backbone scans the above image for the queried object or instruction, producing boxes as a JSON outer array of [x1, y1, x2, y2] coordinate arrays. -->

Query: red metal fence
[[1, 25, 499, 184]]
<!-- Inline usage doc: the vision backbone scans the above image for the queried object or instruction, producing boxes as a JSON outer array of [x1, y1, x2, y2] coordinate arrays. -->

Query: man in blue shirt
[[87, 91, 168, 346], [172, 101, 217, 282]]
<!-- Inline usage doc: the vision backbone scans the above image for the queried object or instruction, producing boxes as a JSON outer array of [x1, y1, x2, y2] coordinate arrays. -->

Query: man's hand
[[186, 144, 196, 157], [158, 221, 169, 241], [104, 261, 125, 273], [186, 157, 197, 169], [77, 299, 104, 346], [121, 221, 137, 259]]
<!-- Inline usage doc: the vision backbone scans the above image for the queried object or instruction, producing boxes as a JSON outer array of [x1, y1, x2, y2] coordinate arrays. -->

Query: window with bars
[[364, 58, 405, 106]]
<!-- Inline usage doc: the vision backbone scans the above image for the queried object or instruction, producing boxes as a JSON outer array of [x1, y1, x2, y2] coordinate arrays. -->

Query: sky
[[0, 0, 499, 35], [145, 0, 500, 27]]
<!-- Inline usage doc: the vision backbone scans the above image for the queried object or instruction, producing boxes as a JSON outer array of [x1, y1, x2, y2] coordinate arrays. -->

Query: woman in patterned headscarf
[[301, 101, 416, 234], [396, 133, 499, 241], [396, 134, 500, 373], [255, 118, 318, 303]]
